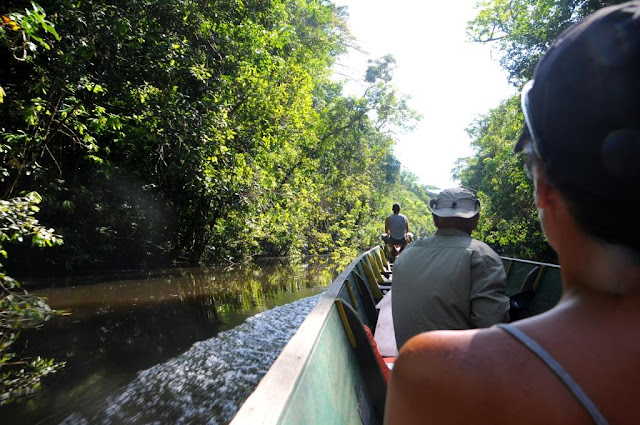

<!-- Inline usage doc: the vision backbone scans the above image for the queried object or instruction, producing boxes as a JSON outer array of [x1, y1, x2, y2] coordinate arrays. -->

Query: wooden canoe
[[229, 246, 562, 425]]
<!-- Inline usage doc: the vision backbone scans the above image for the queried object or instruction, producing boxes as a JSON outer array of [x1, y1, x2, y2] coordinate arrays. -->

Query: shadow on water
[[1, 257, 340, 425]]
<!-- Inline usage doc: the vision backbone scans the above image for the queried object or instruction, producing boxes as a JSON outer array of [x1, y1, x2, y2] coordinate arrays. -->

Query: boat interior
[[231, 246, 562, 425]]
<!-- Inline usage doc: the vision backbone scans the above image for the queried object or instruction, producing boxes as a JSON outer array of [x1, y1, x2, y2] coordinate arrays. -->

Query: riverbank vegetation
[[1, 0, 433, 277], [1, 192, 65, 406]]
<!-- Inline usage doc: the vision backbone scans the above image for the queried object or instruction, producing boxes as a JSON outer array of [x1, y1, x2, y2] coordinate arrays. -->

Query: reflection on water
[[1, 258, 338, 425]]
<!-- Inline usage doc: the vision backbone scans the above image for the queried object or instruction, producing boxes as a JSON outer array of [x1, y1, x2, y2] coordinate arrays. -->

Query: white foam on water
[[61, 294, 322, 425]]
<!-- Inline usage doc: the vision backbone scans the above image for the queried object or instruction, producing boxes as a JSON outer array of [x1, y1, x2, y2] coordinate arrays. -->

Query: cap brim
[[428, 206, 479, 219]]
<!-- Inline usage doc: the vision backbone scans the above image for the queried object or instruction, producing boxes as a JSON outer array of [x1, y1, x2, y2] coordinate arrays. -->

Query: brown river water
[[1, 257, 340, 424]]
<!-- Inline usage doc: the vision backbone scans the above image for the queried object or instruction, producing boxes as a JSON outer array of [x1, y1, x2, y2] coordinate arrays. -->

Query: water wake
[[61, 294, 322, 425]]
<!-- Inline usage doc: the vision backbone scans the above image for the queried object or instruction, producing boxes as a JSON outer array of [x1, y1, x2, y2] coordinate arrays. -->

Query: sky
[[333, 0, 516, 190]]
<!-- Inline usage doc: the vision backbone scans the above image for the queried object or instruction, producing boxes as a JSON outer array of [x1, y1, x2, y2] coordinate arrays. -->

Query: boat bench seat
[[335, 299, 388, 425]]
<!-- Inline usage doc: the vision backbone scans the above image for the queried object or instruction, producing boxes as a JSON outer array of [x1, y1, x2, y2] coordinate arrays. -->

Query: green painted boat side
[[230, 249, 377, 425], [230, 247, 563, 425], [501, 256, 562, 316], [279, 311, 369, 425]]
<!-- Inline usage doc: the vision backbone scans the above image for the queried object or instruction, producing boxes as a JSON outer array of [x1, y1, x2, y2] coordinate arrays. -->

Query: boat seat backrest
[[368, 253, 392, 285], [509, 265, 545, 321], [350, 271, 379, 329], [376, 246, 390, 270], [335, 299, 388, 425], [357, 259, 384, 301]]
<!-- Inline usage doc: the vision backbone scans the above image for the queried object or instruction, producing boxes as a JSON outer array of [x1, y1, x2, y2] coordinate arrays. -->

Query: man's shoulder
[[405, 236, 436, 249], [412, 231, 469, 247], [469, 238, 502, 261]]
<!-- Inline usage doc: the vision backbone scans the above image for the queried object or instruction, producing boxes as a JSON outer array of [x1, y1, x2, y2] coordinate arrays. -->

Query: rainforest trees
[[1, 0, 424, 273]]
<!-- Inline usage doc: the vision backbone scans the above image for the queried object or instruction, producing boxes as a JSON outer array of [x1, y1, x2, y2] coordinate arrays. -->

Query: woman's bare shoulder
[[385, 327, 515, 424], [393, 327, 511, 382]]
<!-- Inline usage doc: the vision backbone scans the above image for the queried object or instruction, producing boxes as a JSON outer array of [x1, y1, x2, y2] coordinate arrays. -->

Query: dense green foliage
[[467, 0, 627, 85], [454, 97, 553, 261], [0, 193, 65, 406], [456, 0, 622, 262], [1, 7, 66, 407], [1, 0, 432, 274]]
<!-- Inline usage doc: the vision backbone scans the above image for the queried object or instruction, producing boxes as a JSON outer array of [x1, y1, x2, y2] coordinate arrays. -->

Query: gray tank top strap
[[496, 323, 608, 425]]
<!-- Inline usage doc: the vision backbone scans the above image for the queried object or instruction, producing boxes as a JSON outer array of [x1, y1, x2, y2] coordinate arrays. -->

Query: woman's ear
[[533, 164, 555, 209], [533, 165, 565, 252]]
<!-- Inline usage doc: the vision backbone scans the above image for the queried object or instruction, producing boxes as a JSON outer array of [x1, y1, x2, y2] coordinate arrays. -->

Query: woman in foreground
[[384, 2, 640, 424]]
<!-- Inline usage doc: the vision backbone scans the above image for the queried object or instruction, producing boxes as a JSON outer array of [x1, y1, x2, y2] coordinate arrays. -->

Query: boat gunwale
[[500, 256, 560, 268], [229, 248, 376, 425]]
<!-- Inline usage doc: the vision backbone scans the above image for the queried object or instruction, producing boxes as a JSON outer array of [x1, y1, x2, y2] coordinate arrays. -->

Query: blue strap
[[497, 324, 608, 425]]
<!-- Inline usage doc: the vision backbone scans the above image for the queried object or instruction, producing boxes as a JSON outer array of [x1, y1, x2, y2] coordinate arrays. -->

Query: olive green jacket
[[392, 228, 510, 350]]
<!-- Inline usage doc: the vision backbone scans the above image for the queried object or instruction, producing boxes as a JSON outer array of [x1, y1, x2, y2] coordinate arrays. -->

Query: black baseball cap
[[517, 1, 640, 250], [516, 1, 640, 180]]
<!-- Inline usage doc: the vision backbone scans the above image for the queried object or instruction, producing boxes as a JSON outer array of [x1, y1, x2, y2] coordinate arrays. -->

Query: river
[[1, 257, 340, 424]]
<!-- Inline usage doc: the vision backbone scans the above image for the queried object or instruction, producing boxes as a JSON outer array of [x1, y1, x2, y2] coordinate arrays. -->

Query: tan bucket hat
[[428, 187, 481, 218]]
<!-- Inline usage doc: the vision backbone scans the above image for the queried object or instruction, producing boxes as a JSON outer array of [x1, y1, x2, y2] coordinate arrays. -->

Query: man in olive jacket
[[392, 187, 510, 350]]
